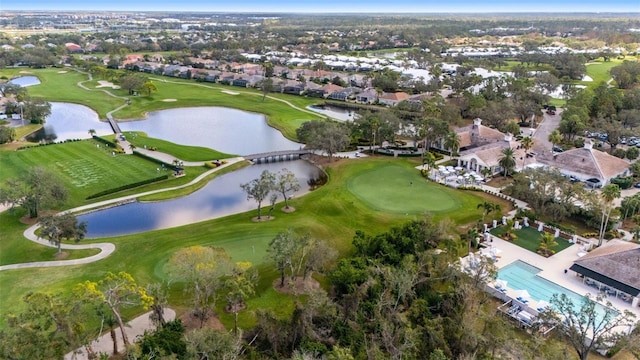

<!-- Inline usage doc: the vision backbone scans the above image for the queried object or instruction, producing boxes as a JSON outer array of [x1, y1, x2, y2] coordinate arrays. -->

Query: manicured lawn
[[0, 68, 125, 118], [112, 78, 323, 140], [14, 123, 42, 139], [0, 210, 100, 266], [347, 164, 461, 214], [1, 68, 325, 141], [490, 226, 573, 254], [0, 139, 163, 203], [0, 157, 490, 330], [109, 132, 236, 161], [583, 60, 621, 87]]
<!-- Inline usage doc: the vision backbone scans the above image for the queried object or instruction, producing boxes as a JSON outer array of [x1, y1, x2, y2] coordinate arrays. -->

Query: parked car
[[553, 146, 564, 153], [635, 182, 640, 189]]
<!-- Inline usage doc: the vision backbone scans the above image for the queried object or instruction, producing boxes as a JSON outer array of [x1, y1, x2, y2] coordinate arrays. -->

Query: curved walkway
[[0, 157, 247, 271], [2, 70, 334, 271], [64, 308, 177, 360]]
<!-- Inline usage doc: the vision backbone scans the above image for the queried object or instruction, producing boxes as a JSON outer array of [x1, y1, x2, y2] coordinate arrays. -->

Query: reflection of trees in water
[[26, 127, 57, 142], [307, 172, 328, 190]]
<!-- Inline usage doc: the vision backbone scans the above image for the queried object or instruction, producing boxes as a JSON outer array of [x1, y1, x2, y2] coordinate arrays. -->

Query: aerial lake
[[78, 160, 321, 238]]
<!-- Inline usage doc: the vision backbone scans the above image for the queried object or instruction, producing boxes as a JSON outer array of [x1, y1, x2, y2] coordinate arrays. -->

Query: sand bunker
[[19, 71, 33, 74], [162, 98, 177, 102], [57, 71, 68, 74], [222, 90, 239, 95], [96, 80, 121, 89]]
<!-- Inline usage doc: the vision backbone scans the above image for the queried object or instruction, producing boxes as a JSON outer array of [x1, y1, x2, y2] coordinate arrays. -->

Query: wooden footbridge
[[244, 149, 312, 163]]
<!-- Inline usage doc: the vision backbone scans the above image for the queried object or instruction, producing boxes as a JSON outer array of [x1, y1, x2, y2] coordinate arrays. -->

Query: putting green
[[346, 164, 460, 214]]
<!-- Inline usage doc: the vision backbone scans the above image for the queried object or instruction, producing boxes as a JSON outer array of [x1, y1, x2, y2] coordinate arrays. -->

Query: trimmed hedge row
[[86, 174, 169, 200], [375, 149, 422, 157], [16, 138, 84, 150], [132, 150, 177, 169]]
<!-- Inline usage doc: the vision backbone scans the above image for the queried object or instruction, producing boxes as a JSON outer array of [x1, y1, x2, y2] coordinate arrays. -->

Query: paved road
[[64, 308, 177, 360], [532, 108, 563, 156], [0, 157, 247, 271]]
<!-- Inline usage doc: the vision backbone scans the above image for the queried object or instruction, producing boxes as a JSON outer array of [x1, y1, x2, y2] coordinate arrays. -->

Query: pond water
[[307, 104, 357, 122], [8, 75, 41, 87], [118, 107, 302, 155], [26, 102, 113, 142], [79, 160, 322, 238]]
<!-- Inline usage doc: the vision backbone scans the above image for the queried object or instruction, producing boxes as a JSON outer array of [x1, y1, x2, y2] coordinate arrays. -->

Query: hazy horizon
[[3, 0, 639, 13]]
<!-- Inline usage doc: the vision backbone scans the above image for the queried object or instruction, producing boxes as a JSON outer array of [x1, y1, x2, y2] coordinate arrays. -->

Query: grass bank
[[1, 67, 325, 141], [0, 157, 490, 330], [107, 132, 236, 162]]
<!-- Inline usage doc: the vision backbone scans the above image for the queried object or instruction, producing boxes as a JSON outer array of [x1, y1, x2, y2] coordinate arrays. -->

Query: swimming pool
[[497, 260, 616, 317]]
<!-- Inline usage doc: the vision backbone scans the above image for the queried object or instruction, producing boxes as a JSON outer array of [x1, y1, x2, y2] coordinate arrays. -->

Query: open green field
[[0, 67, 324, 141], [348, 164, 463, 214], [0, 67, 126, 117], [0, 139, 165, 202], [500, 60, 553, 72], [111, 77, 323, 140], [109, 132, 236, 161], [491, 226, 573, 254], [583, 60, 620, 87], [0, 157, 489, 330]]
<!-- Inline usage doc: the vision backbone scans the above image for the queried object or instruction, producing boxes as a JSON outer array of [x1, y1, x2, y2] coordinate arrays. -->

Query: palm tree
[[498, 147, 516, 177], [504, 218, 517, 240], [477, 201, 501, 224], [548, 130, 562, 153], [422, 151, 436, 172], [598, 184, 621, 246], [538, 232, 559, 257], [521, 136, 534, 167], [88, 129, 96, 137], [444, 130, 460, 158], [481, 166, 493, 180], [467, 227, 480, 254]]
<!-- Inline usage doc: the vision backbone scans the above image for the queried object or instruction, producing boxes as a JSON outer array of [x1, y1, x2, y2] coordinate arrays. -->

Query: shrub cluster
[[204, 160, 227, 169], [17, 138, 84, 150], [457, 185, 483, 191], [610, 176, 633, 189]]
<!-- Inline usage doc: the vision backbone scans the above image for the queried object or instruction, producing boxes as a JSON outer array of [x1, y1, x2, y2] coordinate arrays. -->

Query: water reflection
[[307, 104, 357, 122], [118, 107, 302, 155], [8, 75, 41, 87], [27, 102, 112, 142], [79, 160, 321, 238]]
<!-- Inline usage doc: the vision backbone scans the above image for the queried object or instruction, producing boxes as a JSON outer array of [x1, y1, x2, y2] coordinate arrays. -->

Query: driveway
[[532, 108, 563, 155]]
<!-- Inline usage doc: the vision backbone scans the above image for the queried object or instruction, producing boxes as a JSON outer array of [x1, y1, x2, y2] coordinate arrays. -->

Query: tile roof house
[[378, 92, 411, 106], [537, 140, 630, 185], [456, 118, 525, 175], [569, 239, 640, 307]]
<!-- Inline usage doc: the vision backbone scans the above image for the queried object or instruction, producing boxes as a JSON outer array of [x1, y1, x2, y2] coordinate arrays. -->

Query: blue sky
[[4, 0, 639, 13]]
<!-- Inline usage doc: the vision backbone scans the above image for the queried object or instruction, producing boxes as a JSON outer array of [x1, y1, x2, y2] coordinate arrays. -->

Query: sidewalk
[[0, 157, 247, 271], [64, 308, 176, 360]]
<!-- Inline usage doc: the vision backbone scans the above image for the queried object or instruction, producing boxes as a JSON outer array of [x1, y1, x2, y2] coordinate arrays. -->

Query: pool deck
[[484, 233, 640, 318]]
